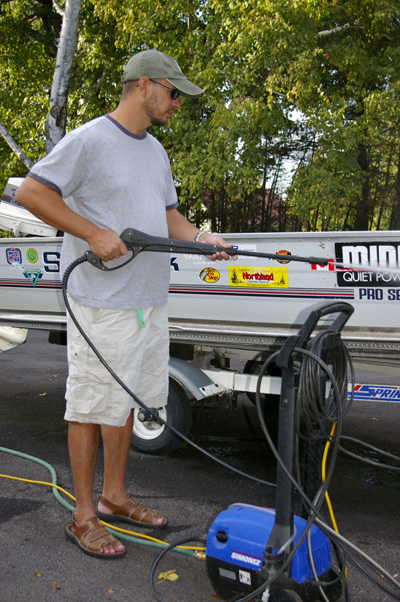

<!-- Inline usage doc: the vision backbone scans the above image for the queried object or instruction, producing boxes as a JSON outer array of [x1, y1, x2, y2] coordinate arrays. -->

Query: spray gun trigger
[[85, 250, 107, 270], [85, 249, 135, 271]]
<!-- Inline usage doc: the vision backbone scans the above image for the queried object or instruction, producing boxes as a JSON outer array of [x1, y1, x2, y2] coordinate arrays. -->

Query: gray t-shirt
[[28, 115, 178, 309]]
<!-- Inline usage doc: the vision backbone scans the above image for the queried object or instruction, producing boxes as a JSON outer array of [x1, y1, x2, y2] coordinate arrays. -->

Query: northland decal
[[335, 242, 400, 287], [228, 265, 288, 288]]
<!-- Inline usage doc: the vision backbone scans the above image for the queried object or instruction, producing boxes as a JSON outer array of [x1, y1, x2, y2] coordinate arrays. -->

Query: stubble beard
[[143, 93, 170, 127]]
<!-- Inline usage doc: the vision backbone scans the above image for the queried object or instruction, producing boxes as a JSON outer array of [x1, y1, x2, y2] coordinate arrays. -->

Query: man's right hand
[[87, 229, 128, 263], [16, 178, 128, 263]]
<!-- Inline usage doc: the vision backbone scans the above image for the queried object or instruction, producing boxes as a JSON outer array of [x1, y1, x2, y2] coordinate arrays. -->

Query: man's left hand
[[197, 233, 238, 261]]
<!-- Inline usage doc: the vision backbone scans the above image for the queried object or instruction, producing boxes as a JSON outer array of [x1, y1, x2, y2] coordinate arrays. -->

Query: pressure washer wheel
[[131, 378, 192, 455]]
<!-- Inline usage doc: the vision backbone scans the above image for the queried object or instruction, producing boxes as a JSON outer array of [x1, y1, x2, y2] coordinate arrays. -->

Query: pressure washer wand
[[85, 227, 329, 271]]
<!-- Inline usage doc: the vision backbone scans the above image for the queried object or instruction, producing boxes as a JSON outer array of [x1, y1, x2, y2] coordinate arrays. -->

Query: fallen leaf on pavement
[[158, 569, 178, 582]]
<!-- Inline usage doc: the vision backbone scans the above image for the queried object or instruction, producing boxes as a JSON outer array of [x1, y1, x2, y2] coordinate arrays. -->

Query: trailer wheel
[[131, 378, 192, 455], [244, 359, 280, 409]]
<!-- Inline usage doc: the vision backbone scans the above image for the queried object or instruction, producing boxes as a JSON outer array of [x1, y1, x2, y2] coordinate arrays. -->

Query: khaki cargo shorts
[[64, 298, 169, 427]]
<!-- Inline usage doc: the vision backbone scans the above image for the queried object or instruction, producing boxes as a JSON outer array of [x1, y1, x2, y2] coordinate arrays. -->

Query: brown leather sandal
[[97, 495, 168, 529], [65, 514, 126, 559]]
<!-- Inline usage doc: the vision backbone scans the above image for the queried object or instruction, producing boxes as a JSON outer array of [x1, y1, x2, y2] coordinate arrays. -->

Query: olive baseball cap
[[122, 49, 204, 98]]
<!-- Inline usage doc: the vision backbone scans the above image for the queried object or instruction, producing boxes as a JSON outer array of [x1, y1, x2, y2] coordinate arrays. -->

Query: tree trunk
[[353, 142, 370, 230], [391, 146, 400, 230], [45, 0, 82, 154]]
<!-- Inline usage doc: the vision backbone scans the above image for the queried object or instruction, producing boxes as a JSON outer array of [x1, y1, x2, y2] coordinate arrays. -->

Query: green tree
[[0, 0, 61, 181], [276, 0, 400, 230], [203, 0, 400, 230], [2, 0, 400, 233]]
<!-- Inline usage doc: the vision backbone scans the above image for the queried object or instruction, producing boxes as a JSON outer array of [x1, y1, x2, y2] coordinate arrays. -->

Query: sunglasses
[[149, 79, 180, 100]]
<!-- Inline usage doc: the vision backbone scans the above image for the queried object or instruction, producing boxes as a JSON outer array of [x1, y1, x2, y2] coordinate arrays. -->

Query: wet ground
[[0, 330, 399, 602]]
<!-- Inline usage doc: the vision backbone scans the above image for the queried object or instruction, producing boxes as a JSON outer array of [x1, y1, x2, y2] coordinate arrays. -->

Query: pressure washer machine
[[206, 302, 353, 602], [206, 504, 334, 601]]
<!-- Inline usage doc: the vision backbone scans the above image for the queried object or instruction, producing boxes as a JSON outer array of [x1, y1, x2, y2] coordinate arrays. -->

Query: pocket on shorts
[[66, 334, 118, 416]]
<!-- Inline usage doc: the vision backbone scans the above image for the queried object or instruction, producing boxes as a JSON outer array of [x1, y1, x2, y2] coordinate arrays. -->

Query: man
[[16, 49, 234, 559]]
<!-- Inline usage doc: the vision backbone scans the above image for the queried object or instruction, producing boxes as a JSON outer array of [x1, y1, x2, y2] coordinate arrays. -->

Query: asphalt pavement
[[0, 330, 399, 602]]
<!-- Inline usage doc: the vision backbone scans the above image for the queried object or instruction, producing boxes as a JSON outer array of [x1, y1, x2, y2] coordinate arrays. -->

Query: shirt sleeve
[[158, 142, 179, 211], [28, 133, 87, 199]]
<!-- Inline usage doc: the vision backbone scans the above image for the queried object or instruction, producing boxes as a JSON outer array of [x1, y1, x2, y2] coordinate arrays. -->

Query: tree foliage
[[0, 0, 59, 177], [1, 0, 400, 232]]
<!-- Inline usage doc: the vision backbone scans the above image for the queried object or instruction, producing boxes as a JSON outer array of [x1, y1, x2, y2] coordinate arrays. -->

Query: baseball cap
[[122, 49, 204, 98]]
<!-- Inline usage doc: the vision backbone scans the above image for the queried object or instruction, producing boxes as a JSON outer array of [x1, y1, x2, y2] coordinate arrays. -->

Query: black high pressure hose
[[149, 533, 207, 602]]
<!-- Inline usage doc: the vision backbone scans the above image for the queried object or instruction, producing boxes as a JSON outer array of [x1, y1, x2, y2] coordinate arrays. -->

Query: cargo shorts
[[64, 297, 169, 427]]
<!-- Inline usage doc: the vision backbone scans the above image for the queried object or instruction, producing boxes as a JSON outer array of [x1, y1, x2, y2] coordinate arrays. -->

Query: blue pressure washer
[[206, 505, 333, 601], [206, 303, 353, 602], [79, 229, 352, 601]]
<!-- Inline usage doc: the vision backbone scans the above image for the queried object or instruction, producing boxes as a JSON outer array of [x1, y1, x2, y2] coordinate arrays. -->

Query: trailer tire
[[131, 378, 192, 455], [244, 359, 280, 409]]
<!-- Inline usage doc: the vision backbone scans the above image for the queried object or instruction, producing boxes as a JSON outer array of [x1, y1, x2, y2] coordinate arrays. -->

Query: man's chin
[[151, 115, 172, 127]]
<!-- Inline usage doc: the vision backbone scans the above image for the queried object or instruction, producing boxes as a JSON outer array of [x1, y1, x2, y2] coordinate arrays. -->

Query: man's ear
[[137, 77, 151, 96]]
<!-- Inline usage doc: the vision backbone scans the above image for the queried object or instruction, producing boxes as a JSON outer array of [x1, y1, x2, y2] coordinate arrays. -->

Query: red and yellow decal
[[228, 265, 288, 288], [199, 267, 220, 283]]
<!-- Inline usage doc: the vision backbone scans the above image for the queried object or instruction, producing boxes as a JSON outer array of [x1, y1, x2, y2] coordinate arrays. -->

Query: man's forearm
[[16, 177, 98, 242], [166, 208, 200, 241], [16, 177, 127, 262]]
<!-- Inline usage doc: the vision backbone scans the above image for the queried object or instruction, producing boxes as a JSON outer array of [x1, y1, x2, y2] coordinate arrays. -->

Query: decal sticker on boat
[[26, 248, 38, 263], [276, 250, 291, 264], [350, 384, 400, 402], [199, 267, 220, 283], [311, 259, 335, 271], [228, 266, 288, 288], [335, 242, 400, 287], [23, 269, 43, 286], [9, 262, 25, 271], [6, 247, 22, 265]]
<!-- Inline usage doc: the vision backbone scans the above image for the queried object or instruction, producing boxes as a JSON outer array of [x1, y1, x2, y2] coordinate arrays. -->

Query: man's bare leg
[[98, 410, 165, 526], [100, 410, 134, 504], [68, 420, 125, 554]]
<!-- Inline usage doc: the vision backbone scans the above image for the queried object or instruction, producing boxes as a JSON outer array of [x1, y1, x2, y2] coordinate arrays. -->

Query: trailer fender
[[0, 326, 28, 352], [168, 357, 225, 400]]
